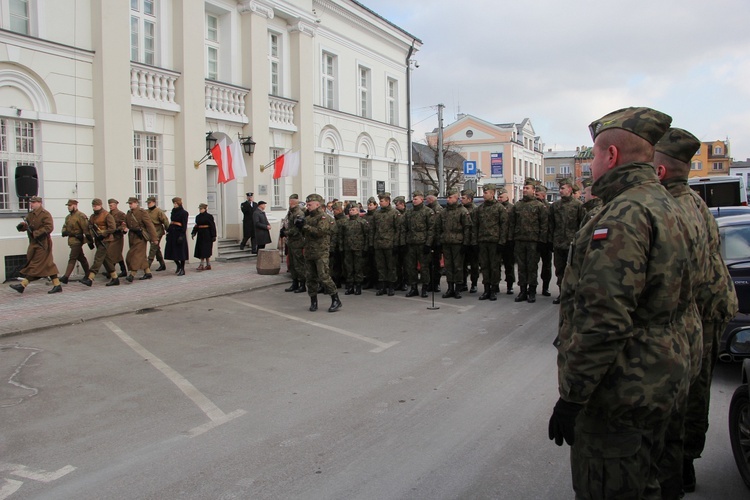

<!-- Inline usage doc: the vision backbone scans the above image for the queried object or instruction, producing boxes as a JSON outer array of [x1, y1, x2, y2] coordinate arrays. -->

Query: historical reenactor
[[508, 179, 548, 303], [240, 192, 258, 253], [297, 193, 341, 312], [460, 189, 479, 294], [282, 194, 306, 293], [393, 196, 408, 291], [191, 203, 217, 270], [579, 177, 602, 225], [146, 196, 169, 272], [425, 189, 443, 292], [341, 203, 369, 295], [80, 198, 119, 287], [404, 190, 434, 298], [108, 198, 128, 277], [123, 196, 158, 282], [534, 183, 553, 297], [549, 107, 696, 499], [434, 188, 472, 299], [253, 201, 272, 251], [329, 201, 346, 288], [474, 184, 508, 301], [548, 178, 585, 304], [10, 196, 63, 294], [370, 192, 399, 296], [165, 197, 189, 276], [59, 199, 90, 283], [362, 196, 379, 289], [497, 187, 515, 295]]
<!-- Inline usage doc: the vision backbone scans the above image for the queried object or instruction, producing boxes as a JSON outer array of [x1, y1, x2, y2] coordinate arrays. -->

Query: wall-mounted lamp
[[194, 132, 218, 168], [239, 135, 256, 156]]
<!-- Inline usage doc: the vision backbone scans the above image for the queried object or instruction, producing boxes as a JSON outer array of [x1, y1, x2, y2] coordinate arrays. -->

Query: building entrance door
[[206, 165, 223, 238]]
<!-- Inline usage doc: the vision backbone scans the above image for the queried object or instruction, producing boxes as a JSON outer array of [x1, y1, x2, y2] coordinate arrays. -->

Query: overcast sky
[[364, 0, 750, 161]]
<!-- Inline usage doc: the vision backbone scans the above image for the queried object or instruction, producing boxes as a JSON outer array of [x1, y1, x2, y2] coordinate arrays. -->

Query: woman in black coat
[[252, 201, 272, 250], [191, 203, 217, 270], [164, 197, 189, 276]]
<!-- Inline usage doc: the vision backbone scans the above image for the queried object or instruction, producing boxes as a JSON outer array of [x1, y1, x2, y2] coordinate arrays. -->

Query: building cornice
[[288, 19, 317, 38], [0, 29, 94, 62], [238, 0, 275, 19], [313, 0, 419, 48]]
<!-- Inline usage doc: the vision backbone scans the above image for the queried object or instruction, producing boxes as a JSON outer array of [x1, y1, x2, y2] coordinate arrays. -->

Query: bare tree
[[412, 139, 465, 196]]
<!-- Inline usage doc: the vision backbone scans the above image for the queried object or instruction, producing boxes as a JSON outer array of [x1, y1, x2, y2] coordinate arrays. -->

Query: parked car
[[405, 196, 484, 210], [689, 176, 748, 207], [726, 327, 750, 488], [718, 215, 750, 356], [711, 206, 750, 218]]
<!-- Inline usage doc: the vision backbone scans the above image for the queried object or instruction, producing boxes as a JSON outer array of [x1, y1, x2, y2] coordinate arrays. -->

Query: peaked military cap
[[108, 198, 119, 204], [29, 195, 42, 202], [331, 201, 343, 210], [581, 177, 593, 188], [524, 177, 538, 186], [426, 189, 439, 197], [65, 199, 78, 206], [306, 193, 324, 204], [378, 192, 391, 199], [393, 196, 406, 204], [246, 192, 254, 197], [557, 177, 573, 188], [127, 196, 139, 204], [588, 106, 672, 145], [461, 189, 475, 197], [367, 196, 378, 205], [146, 196, 157, 203], [412, 190, 424, 198], [535, 184, 548, 193], [289, 193, 299, 200], [446, 187, 459, 196], [483, 183, 497, 192], [655, 127, 701, 164], [496, 187, 508, 195], [92, 198, 103, 206]]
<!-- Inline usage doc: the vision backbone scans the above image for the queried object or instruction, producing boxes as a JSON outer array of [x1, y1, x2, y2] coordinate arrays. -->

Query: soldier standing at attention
[[460, 189, 479, 294], [329, 201, 346, 288], [497, 187, 515, 295], [548, 178, 585, 304], [534, 183, 553, 298], [296, 193, 341, 312], [146, 196, 169, 272], [362, 196, 378, 289], [393, 196, 409, 292], [123, 196, 158, 282], [548, 107, 694, 499], [425, 189, 443, 292], [10, 196, 63, 294], [341, 203, 369, 295], [371, 192, 399, 296], [108, 198, 128, 277], [580, 177, 602, 225], [508, 178, 548, 303], [475, 184, 508, 301], [80, 198, 119, 287], [60, 199, 90, 284], [434, 188, 472, 299], [404, 190, 434, 298], [283, 194, 306, 293]]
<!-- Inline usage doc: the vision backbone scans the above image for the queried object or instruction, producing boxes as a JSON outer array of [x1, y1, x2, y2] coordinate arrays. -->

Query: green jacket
[[62, 209, 89, 247], [302, 206, 334, 259], [508, 196, 548, 243], [371, 204, 399, 249], [549, 196, 585, 251], [474, 198, 508, 244], [435, 202, 472, 245], [342, 215, 369, 252], [404, 202, 434, 246], [284, 204, 306, 249]]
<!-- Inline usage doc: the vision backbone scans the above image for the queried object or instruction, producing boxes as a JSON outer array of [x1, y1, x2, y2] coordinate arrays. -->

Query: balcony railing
[[130, 63, 180, 112], [269, 95, 297, 132], [205, 81, 249, 124]]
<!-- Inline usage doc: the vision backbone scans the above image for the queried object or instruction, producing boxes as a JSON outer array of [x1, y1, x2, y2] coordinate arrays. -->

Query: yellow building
[[689, 140, 731, 177]]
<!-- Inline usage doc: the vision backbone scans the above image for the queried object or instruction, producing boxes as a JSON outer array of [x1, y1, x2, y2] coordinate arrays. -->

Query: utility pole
[[437, 103, 444, 195]]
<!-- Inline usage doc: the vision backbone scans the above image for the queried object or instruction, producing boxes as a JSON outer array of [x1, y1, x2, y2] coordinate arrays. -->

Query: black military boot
[[489, 287, 497, 301], [60, 276, 69, 284], [80, 276, 93, 287], [470, 281, 478, 294], [683, 458, 696, 493], [406, 285, 419, 297], [479, 286, 491, 300], [309, 296, 318, 312], [553, 295, 561, 305], [442, 283, 455, 299], [344, 283, 354, 295], [294, 282, 307, 293], [376, 282, 386, 296], [48, 284, 63, 294], [387, 282, 395, 296], [542, 284, 551, 297], [285, 279, 299, 292], [420, 284, 428, 298], [527, 287, 537, 303], [458, 280, 468, 293], [507, 284, 514, 295], [10, 283, 24, 293], [118, 261, 127, 277], [453, 284, 463, 299], [106, 277, 120, 287], [328, 293, 342, 312], [354, 283, 362, 295], [514, 285, 528, 302], [155, 258, 167, 272]]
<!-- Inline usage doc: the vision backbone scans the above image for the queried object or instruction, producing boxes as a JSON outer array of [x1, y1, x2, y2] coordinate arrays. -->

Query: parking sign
[[463, 160, 477, 176]]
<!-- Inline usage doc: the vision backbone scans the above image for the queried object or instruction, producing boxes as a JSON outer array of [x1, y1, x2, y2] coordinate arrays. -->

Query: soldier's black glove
[[16, 222, 26, 232], [279, 227, 287, 238], [423, 244, 432, 255], [61, 230, 70, 237], [294, 216, 305, 229], [548, 397, 583, 446], [87, 241, 95, 250]]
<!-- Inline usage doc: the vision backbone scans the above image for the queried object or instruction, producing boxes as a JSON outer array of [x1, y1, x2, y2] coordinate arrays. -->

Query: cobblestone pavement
[[0, 257, 289, 337]]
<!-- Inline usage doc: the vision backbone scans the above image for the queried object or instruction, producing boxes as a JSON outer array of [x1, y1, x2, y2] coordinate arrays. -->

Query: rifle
[[17, 215, 47, 251], [88, 221, 108, 250]]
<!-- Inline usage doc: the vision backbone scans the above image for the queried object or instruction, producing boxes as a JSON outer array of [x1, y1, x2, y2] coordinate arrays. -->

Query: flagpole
[[259, 149, 293, 172]]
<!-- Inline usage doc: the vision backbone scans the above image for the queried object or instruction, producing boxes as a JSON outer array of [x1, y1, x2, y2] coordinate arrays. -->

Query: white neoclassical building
[[0, 0, 421, 276]]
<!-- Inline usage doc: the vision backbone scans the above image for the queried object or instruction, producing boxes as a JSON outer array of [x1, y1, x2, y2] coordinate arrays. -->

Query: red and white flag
[[228, 140, 248, 178], [272, 150, 300, 180], [211, 138, 235, 184]]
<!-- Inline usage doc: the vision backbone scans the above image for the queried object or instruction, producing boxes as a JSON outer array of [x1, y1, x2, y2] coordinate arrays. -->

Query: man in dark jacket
[[240, 192, 257, 253], [253, 201, 272, 250]]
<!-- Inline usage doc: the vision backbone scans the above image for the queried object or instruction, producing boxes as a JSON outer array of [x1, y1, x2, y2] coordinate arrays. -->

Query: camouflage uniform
[[508, 189, 548, 299], [548, 185, 585, 300], [61, 201, 90, 280], [302, 200, 336, 297], [283, 195, 306, 291], [341, 208, 369, 293], [535, 185, 553, 296], [461, 190, 480, 293], [434, 192, 472, 298], [474, 186, 508, 298], [363, 198, 378, 288], [426, 190, 444, 291], [330, 203, 346, 287], [498, 189, 515, 293], [393, 197, 408, 291], [404, 192, 434, 297], [371, 194, 399, 295], [581, 197, 603, 226]]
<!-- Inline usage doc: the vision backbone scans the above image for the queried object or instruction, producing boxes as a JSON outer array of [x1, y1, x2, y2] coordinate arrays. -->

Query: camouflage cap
[[29, 195, 42, 203], [572, 183, 581, 192], [378, 192, 391, 200], [588, 106, 672, 145], [524, 177, 538, 186], [127, 196, 139, 204], [306, 193, 324, 204], [92, 198, 103, 206], [108, 198, 119, 204], [496, 187, 508, 195], [461, 189, 475, 197], [65, 199, 78, 206], [367, 196, 378, 205], [393, 196, 406, 205], [412, 190, 424, 198], [581, 177, 593, 188], [289, 193, 299, 200], [426, 189, 439, 197], [557, 177, 573, 188], [146, 196, 157, 203], [483, 183, 497, 192], [535, 184, 548, 193], [198, 203, 208, 209], [655, 127, 701, 164], [446, 187, 459, 196], [331, 201, 343, 210]]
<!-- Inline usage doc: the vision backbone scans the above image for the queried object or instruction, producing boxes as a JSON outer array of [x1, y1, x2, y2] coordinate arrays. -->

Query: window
[[389, 163, 398, 197], [387, 78, 398, 126], [715, 146, 723, 155], [360, 158, 371, 206], [323, 154, 338, 201], [321, 52, 337, 109], [269, 32, 281, 96], [560, 165, 571, 175], [131, 0, 156, 65], [713, 162, 723, 171], [358, 66, 371, 118], [205, 13, 219, 80], [581, 162, 591, 173], [545, 166, 555, 175], [271, 148, 283, 207], [691, 161, 702, 171], [545, 181, 555, 190], [133, 133, 161, 203], [0, 118, 40, 211], [9, 0, 29, 34]]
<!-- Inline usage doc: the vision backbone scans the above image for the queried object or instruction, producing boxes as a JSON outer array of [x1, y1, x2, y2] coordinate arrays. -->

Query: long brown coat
[[20, 206, 59, 278], [110, 207, 127, 260], [125, 207, 157, 271]]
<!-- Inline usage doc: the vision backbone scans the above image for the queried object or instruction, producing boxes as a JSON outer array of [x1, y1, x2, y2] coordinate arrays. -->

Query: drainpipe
[[406, 40, 416, 197]]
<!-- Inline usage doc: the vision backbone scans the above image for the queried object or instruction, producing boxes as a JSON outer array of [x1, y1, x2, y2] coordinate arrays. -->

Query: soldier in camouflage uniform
[[508, 179, 548, 303], [474, 184, 508, 301], [425, 189, 443, 292], [434, 188, 472, 299], [460, 189, 479, 294], [362, 197, 378, 289], [549, 107, 696, 499], [371, 192, 399, 296], [329, 201, 346, 288], [549, 178, 585, 304], [283, 194, 306, 293], [341, 203, 369, 295], [580, 177, 603, 226], [404, 190, 434, 298], [535, 184, 553, 297], [393, 196, 408, 291], [297, 193, 341, 312], [654, 128, 738, 495], [497, 187, 515, 294], [60, 199, 90, 284]]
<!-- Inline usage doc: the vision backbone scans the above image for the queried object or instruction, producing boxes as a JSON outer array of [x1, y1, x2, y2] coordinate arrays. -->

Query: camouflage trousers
[[553, 248, 569, 288], [500, 242, 515, 286], [405, 244, 431, 285], [288, 245, 305, 282], [463, 245, 479, 285], [442, 244, 465, 283], [330, 250, 343, 286], [514, 240, 540, 287], [148, 236, 164, 262], [374, 247, 397, 284], [539, 243, 552, 289], [395, 245, 407, 286], [65, 244, 90, 277], [305, 255, 335, 296], [478, 242, 501, 285], [343, 249, 365, 284]]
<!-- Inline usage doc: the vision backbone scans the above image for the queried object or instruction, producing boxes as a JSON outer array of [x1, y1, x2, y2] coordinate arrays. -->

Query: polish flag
[[228, 140, 248, 178], [272, 150, 300, 180], [211, 138, 234, 184]]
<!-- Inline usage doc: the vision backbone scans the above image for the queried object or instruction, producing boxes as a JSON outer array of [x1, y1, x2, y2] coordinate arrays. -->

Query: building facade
[[0, 0, 420, 277], [689, 139, 731, 177]]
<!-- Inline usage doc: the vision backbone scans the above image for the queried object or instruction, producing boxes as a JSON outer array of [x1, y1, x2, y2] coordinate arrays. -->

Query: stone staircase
[[215, 238, 256, 263]]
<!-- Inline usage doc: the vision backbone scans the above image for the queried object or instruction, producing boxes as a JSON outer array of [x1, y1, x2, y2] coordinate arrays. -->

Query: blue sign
[[491, 153, 503, 177], [463, 160, 477, 175]]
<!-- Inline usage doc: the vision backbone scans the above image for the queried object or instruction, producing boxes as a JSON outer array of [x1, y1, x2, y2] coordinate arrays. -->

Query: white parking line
[[0, 463, 76, 483], [226, 297, 399, 353], [0, 479, 22, 500], [103, 321, 246, 437]]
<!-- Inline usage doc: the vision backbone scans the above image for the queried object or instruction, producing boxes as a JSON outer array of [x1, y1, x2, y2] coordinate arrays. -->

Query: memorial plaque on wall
[[342, 178, 358, 197], [377, 180, 386, 194]]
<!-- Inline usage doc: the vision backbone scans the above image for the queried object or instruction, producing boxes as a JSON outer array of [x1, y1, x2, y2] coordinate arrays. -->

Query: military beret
[[28, 195, 42, 203], [557, 177, 573, 188], [146, 196, 156, 203], [108, 198, 119, 204], [289, 194, 299, 200], [426, 189, 439, 197], [496, 187, 508, 195], [524, 177, 538, 186], [655, 127, 701, 164], [446, 187, 459, 196], [588, 106, 672, 146], [483, 183, 497, 192], [172, 197, 182, 205], [535, 184, 548, 193], [127, 196, 139, 204], [65, 199, 78, 206], [581, 178, 593, 188], [461, 189, 475, 197], [378, 192, 391, 199], [246, 192, 254, 197], [367, 196, 378, 205], [92, 198, 103, 206], [306, 193, 324, 204], [199, 203, 208, 209], [393, 196, 406, 204]]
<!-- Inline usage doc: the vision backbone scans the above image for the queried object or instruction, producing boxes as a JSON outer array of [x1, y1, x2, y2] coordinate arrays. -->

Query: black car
[[725, 327, 750, 488], [718, 215, 750, 355]]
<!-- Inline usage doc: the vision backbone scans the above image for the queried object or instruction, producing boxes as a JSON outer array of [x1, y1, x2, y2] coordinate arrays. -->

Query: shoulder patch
[[592, 227, 608, 241]]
